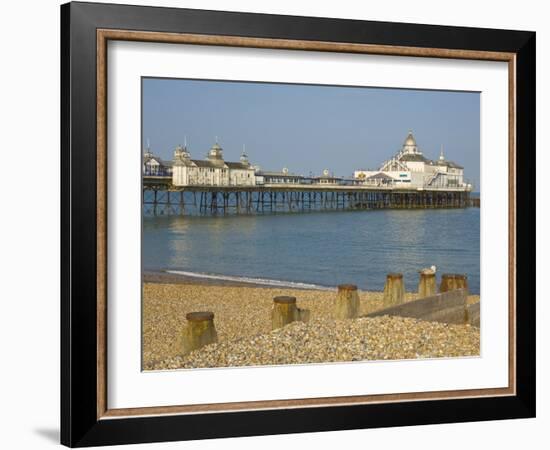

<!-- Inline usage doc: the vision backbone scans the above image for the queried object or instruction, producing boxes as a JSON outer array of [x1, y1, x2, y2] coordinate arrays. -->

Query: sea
[[143, 205, 480, 294]]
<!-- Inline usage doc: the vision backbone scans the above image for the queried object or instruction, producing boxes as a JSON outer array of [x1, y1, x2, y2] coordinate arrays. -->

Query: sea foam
[[165, 270, 335, 291]]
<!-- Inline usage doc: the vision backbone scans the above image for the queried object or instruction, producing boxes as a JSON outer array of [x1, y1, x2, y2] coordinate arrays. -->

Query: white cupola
[[402, 130, 418, 154], [208, 139, 224, 161], [240, 145, 249, 165]]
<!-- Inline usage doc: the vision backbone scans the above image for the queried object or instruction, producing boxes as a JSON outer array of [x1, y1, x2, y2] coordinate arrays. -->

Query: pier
[[143, 176, 474, 216]]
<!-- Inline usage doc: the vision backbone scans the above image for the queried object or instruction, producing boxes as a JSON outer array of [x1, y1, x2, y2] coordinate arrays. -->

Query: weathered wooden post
[[334, 284, 360, 319], [182, 311, 218, 355], [440, 274, 469, 295], [272, 296, 310, 330], [418, 270, 437, 298], [383, 273, 405, 306]]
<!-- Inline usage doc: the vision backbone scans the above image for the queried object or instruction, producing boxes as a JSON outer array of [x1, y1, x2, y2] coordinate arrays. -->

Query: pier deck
[[143, 176, 474, 216]]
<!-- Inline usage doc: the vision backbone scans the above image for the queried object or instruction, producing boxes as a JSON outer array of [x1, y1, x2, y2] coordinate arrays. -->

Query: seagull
[[420, 265, 437, 275]]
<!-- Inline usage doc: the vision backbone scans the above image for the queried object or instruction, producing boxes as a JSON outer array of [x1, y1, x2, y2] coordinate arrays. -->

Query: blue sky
[[142, 78, 480, 188]]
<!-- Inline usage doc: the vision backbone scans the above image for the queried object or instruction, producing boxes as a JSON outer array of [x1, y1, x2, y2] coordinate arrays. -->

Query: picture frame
[[60, 1, 535, 447]]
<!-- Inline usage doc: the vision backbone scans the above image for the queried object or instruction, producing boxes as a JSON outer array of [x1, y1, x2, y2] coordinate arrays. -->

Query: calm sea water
[[143, 208, 480, 294]]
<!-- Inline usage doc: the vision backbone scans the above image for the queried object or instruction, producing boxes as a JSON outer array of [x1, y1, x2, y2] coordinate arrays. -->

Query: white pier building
[[169, 141, 256, 187], [143, 131, 471, 191], [354, 131, 471, 190]]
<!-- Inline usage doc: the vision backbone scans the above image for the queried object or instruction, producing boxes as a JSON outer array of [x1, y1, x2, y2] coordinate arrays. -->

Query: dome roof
[[207, 141, 224, 161], [403, 131, 416, 147]]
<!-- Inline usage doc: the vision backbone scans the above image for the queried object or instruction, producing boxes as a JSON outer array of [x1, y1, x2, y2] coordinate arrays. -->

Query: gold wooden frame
[[96, 29, 516, 420]]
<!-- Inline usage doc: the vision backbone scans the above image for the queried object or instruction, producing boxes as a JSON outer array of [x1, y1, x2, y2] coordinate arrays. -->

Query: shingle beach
[[142, 280, 480, 370]]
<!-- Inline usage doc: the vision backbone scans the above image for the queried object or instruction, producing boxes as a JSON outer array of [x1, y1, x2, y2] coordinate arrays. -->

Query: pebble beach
[[143, 278, 480, 370]]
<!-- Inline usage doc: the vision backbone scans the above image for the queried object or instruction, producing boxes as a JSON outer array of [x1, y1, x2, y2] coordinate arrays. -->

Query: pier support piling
[[334, 284, 360, 319], [181, 311, 218, 355], [143, 179, 472, 217]]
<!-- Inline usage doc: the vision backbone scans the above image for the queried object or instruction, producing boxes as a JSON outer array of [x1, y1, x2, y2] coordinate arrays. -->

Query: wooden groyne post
[[384, 273, 405, 306], [440, 274, 469, 295], [334, 284, 360, 319], [272, 296, 310, 330], [418, 270, 437, 298], [181, 311, 218, 355]]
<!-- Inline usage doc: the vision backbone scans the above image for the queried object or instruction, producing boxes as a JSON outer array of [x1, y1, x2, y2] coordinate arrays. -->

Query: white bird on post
[[420, 265, 437, 275]]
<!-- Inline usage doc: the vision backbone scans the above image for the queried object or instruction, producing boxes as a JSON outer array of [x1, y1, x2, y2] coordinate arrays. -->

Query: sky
[[142, 78, 480, 189]]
